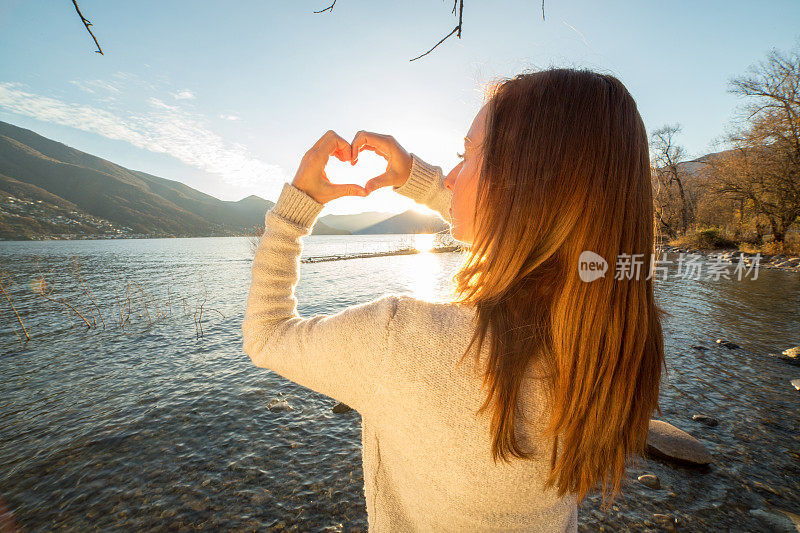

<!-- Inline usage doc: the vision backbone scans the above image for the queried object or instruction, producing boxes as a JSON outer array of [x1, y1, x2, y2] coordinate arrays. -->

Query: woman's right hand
[[350, 131, 413, 194]]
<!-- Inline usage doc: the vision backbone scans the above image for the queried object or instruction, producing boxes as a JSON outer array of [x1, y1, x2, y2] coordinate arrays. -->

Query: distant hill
[[319, 211, 396, 233], [355, 209, 449, 234], [0, 120, 347, 239], [673, 148, 737, 179]]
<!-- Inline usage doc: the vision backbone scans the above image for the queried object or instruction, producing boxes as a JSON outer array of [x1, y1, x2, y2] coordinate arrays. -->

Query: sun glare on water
[[413, 233, 436, 252]]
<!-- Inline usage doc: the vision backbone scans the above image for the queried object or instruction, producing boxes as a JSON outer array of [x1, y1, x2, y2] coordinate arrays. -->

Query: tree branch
[[312, 0, 546, 62], [410, 0, 464, 61], [71, 0, 103, 55], [314, 0, 336, 14]]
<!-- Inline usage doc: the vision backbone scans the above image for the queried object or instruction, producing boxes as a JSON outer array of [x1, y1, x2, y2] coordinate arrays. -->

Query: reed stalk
[[0, 274, 31, 342]]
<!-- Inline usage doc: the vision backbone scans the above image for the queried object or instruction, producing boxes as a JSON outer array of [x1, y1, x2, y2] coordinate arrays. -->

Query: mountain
[[0, 120, 347, 239], [319, 211, 396, 233], [675, 148, 741, 179], [355, 209, 449, 234]]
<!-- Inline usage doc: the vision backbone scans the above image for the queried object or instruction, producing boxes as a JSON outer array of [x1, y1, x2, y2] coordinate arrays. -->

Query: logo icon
[[579, 251, 608, 282]]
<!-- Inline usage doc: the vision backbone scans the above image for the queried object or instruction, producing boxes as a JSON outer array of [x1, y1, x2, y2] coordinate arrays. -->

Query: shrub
[[669, 228, 737, 250]]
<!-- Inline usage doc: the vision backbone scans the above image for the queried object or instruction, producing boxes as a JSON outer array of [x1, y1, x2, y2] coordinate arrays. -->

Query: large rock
[[646, 420, 712, 466]]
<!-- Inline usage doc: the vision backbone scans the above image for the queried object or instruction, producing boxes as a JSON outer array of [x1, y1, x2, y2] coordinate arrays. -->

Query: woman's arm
[[242, 182, 400, 418], [392, 154, 453, 226]]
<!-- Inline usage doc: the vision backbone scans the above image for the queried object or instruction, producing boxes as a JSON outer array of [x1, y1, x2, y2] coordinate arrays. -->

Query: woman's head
[[451, 68, 665, 509]]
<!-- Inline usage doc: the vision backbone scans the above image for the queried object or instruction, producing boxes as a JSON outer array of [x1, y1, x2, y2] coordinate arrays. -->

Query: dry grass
[[669, 228, 737, 250], [0, 258, 225, 344], [670, 228, 800, 256], [0, 274, 30, 342], [738, 233, 800, 256]]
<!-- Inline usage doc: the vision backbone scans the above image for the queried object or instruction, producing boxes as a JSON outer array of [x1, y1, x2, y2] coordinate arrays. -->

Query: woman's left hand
[[292, 130, 369, 204]]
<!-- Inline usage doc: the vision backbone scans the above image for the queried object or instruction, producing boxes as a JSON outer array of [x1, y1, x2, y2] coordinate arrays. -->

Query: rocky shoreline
[[657, 245, 800, 273]]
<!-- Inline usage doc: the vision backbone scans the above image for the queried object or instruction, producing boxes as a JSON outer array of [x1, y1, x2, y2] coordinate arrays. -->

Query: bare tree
[[706, 40, 800, 243], [651, 124, 690, 235]]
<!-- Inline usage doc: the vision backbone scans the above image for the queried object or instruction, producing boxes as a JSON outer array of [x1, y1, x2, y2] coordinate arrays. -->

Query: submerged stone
[[637, 474, 660, 489], [749, 508, 800, 533], [646, 420, 712, 466], [716, 339, 740, 349], [267, 398, 292, 412], [692, 414, 719, 427]]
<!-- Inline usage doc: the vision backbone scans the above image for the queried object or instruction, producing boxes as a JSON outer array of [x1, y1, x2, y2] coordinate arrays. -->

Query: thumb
[[365, 172, 389, 194], [333, 183, 368, 198]]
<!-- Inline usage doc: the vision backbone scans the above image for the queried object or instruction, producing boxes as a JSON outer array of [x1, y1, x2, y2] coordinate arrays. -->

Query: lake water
[[0, 236, 798, 531]]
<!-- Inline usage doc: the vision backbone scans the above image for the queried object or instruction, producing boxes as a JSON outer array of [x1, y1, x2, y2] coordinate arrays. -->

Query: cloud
[[219, 114, 241, 121], [0, 82, 285, 188], [172, 90, 195, 100], [69, 79, 122, 95]]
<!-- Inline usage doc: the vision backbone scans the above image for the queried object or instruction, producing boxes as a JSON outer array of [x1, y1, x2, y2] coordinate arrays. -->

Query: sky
[[1, 1, 799, 216]]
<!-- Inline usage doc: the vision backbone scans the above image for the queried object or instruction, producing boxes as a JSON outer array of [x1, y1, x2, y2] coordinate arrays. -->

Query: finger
[[302, 131, 332, 166], [311, 129, 337, 151], [329, 182, 368, 199], [332, 140, 352, 164], [310, 130, 351, 163], [351, 131, 391, 164], [364, 172, 389, 194]]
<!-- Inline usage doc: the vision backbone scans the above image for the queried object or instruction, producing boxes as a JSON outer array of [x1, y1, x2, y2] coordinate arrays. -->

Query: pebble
[[783, 346, 800, 358], [652, 513, 678, 532], [637, 474, 660, 489], [188, 500, 206, 512], [646, 419, 712, 465], [267, 398, 292, 412], [791, 379, 800, 391], [692, 414, 719, 427], [251, 491, 270, 505]]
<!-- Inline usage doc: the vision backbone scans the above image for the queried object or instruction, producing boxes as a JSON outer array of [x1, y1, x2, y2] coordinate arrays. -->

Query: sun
[[413, 233, 436, 252]]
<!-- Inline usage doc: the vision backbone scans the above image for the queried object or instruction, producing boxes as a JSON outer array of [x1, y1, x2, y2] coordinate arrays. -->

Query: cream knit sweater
[[243, 154, 579, 531]]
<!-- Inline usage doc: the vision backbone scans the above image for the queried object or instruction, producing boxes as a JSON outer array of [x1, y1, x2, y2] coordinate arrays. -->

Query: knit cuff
[[393, 153, 442, 203], [270, 182, 324, 228]]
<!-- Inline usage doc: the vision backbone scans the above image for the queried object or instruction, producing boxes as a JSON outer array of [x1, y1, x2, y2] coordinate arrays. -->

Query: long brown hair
[[451, 68, 665, 509]]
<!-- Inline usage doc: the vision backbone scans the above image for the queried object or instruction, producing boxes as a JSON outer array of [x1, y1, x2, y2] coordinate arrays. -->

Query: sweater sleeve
[[393, 153, 453, 225], [242, 182, 400, 418]]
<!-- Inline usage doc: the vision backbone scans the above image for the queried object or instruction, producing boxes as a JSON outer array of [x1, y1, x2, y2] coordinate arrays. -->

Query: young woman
[[243, 67, 665, 531]]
